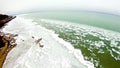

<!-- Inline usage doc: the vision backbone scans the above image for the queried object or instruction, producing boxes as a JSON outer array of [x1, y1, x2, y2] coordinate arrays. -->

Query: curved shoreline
[[0, 14, 16, 68]]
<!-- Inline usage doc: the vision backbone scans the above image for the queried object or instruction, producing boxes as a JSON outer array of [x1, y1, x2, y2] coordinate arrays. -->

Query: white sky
[[0, 0, 120, 14]]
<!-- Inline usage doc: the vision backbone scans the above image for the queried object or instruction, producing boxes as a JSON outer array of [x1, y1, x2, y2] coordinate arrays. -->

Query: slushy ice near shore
[[22, 12, 120, 68], [3, 17, 94, 68], [38, 19, 120, 67]]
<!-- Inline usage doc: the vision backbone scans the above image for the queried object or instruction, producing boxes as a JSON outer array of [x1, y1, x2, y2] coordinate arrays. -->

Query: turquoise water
[[23, 11, 120, 68], [24, 11, 120, 32]]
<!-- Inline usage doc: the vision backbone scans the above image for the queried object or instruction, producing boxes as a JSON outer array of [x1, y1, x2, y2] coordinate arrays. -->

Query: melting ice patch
[[2, 17, 94, 68]]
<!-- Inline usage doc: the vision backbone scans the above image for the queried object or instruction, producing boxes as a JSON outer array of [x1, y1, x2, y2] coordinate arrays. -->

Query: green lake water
[[24, 11, 120, 32], [23, 11, 120, 68]]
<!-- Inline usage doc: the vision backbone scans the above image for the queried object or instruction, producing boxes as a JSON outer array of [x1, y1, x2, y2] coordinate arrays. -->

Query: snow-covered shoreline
[[3, 17, 94, 68]]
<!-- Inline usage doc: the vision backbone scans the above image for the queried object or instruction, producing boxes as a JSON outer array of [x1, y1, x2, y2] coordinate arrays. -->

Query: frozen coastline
[[3, 16, 94, 68]]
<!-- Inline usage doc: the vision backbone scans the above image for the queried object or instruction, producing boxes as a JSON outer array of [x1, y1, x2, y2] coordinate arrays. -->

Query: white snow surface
[[2, 17, 94, 68]]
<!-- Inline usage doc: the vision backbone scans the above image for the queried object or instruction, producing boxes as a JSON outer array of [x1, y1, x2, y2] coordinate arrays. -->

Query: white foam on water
[[2, 16, 94, 68], [51, 30, 94, 68], [39, 19, 120, 47], [40, 19, 120, 41], [39, 19, 120, 60]]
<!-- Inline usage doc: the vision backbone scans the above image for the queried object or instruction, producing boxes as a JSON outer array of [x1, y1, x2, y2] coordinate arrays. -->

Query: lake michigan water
[[22, 11, 120, 68]]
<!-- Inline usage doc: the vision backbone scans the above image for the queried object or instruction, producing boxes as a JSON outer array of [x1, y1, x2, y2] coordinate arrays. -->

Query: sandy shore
[[0, 14, 16, 68]]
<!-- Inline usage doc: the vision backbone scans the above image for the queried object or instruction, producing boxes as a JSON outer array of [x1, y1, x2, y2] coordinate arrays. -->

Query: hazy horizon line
[[9, 9, 120, 17]]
